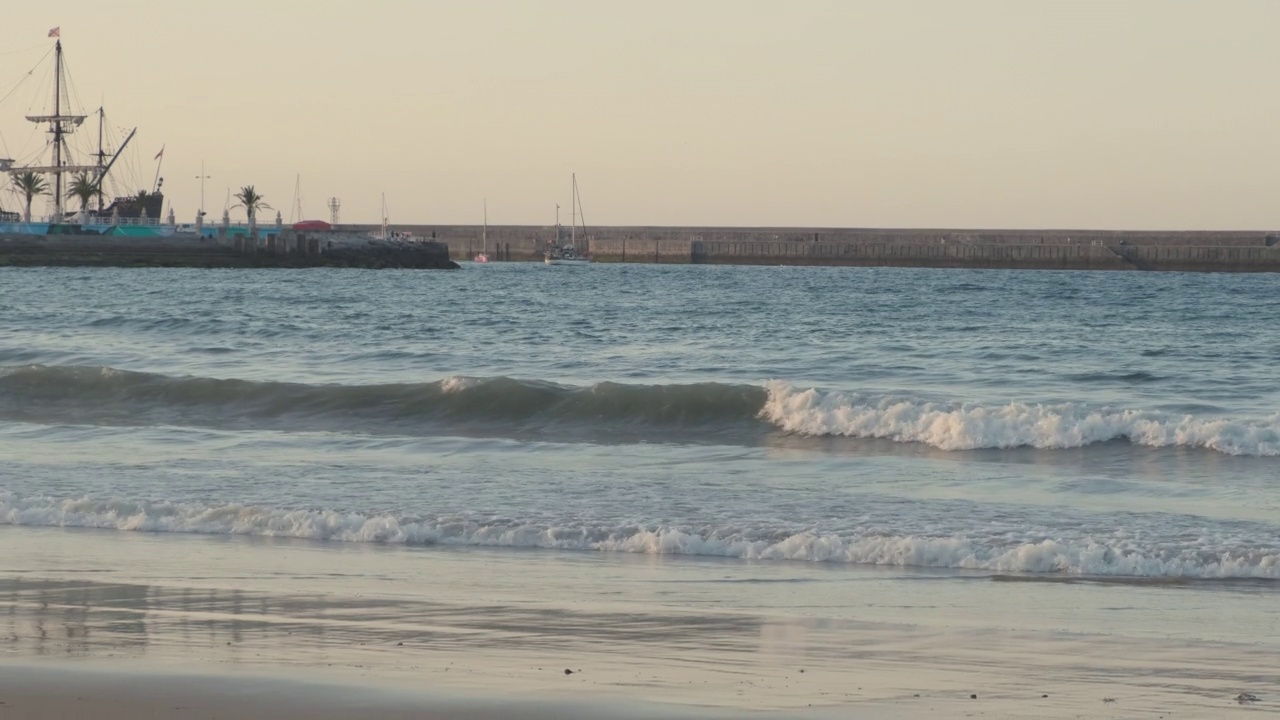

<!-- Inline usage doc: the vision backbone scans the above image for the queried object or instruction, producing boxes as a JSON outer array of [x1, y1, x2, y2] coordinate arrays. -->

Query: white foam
[[439, 376, 482, 394], [1, 495, 1276, 580], [760, 381, 1280, 456]]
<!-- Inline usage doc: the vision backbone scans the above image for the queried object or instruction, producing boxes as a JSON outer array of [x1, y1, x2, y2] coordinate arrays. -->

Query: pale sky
[[2, 0, 1279, 228]]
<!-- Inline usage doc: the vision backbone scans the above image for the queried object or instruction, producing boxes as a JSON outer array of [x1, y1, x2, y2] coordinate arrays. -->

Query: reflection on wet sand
[[1, 527, 1277, 717], [0, 576, 770, 666]]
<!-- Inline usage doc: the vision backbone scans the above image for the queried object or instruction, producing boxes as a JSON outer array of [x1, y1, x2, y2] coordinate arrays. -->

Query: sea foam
[[1, 495, 1276, 580], [761, 381, 1280, 456]]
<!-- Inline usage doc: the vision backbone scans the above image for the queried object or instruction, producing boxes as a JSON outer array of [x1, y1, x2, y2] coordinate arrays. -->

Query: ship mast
[[21, 39, 94, 221], [53, 40, 63, 219], [96, 106, 105, 212]]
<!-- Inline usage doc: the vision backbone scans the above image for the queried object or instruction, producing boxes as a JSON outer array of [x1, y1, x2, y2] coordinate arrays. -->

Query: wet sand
[[0, 526, 1273, 719]]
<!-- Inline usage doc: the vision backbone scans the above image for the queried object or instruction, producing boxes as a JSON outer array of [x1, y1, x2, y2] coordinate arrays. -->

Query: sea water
[[1, 264, 1277, 581]]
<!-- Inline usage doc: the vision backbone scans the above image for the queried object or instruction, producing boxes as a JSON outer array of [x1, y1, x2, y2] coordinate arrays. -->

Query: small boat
[[544, 174, 592, 266], [369, 193, 425, 244], [475, 199, 490, 263], [544, 244, 591, 266]]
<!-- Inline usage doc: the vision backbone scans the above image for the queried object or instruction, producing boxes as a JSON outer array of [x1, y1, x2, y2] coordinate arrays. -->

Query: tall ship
[[1, 37, 167, 236]]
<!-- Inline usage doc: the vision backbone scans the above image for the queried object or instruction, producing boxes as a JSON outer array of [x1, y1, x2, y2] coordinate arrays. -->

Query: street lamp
[[195, 162, 211, 217]]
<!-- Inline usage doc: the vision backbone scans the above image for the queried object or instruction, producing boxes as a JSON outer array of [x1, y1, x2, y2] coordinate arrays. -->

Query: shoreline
[[0, 526, 1272, 719]]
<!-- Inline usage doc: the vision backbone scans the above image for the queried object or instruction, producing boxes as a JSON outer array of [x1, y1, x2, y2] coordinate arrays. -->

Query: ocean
[[1, 263, 1277, 716]]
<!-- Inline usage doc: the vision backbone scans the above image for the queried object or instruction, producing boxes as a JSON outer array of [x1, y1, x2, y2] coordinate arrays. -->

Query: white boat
[[544, 246, 591, 266], [475, 199, 490, 263], [544, 174, 592, 266], [369, 193, 425, 244]]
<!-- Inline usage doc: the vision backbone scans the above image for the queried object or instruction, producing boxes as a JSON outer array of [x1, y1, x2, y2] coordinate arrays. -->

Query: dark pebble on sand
[[970, 694, 977, 699]]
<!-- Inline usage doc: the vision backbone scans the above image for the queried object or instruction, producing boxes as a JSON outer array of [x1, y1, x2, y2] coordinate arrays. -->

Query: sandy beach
[[0, 526, 1273, 719]]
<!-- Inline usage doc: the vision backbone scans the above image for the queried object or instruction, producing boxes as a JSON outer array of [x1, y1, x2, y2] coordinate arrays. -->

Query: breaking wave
[[761, 381, 1280, 457], [2, 365, 1278, 455], [1, 495, 1276, 580]]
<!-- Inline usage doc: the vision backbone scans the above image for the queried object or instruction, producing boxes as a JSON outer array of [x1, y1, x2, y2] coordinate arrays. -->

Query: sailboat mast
[[292, 174, 303, 223], [96, 107, 105, 212], [570, 174, 576, 248], [483, 199, 487, 252], [53, 41, 64, 220]]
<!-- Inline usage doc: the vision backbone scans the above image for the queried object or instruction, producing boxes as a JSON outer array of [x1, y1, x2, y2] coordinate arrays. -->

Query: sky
[[2, 0, 1279, 229]]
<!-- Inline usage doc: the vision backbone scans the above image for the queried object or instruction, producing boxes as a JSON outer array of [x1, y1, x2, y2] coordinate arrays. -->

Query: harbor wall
[[8, 225, 1279, 272], [0, 233, 458, 269], [342, 224, 1280, 272]]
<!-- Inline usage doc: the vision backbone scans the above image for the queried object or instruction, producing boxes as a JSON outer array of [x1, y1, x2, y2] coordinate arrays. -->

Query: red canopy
[[292, 220, 332, 231]]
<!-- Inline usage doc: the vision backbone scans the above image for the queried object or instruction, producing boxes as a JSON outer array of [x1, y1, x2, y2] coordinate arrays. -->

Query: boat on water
[[475, 200, 490, 263], [545, 244, 591, 266], [369, 193, 426, 244], [544, 174, 592, 266], [1, 38, 165, 235]]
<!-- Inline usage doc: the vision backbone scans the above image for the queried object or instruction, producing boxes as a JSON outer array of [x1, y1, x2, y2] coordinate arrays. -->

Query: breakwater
[[345, 224, 1280, 272], [0, 233, 458, 269]]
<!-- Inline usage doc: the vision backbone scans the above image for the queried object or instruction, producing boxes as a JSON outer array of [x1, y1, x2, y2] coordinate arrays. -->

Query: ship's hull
[[544, 256, 591, 266], [0, 221, 180, 238]]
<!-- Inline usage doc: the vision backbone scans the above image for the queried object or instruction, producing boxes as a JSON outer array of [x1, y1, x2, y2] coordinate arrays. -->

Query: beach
[[0, 527, 1274, 719], [2, 525, 1269, 712], [1, 263, 1277, 718]]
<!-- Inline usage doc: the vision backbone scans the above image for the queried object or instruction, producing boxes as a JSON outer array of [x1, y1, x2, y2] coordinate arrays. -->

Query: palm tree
[[134, 190, 152, 218], [233, 186, 271, 225], [67, 172, 103, 218], [11, 171, 48, 223]]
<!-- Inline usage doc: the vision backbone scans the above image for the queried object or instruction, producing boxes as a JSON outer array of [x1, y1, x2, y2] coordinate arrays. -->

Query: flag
[[154, 146, 164, 161], [48, 27, 60, 38]]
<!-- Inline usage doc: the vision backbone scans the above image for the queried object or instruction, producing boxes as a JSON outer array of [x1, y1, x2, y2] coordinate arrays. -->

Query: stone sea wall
[[0, 232, 458, 269], [6, 225, 1280, 272], [342, 224, 1280, 272]]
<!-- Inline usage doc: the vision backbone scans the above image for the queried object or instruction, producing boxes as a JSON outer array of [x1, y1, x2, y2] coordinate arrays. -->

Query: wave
[[0, 364, 765, 439], [761, 381, 1280, 456], [1, 495, 1276, 580], [3, 365, 1278, 455]]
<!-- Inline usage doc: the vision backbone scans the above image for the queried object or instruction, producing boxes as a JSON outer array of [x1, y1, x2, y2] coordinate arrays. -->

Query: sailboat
[[2, 38, 153, 228], [368, 193, 422, 243], [475, 200, 490, 263], [544, 174, 592, 266]]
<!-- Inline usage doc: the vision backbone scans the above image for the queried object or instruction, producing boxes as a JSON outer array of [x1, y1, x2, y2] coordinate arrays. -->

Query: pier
[[344, 223, 1280, 272], [0, 232, 458, 269], [6, 224, 1280, 272]]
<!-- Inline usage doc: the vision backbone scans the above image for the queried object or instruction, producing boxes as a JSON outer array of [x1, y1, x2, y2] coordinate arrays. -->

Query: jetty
[[345, 223, 1280, 273], [0, 231, 458, 269]]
